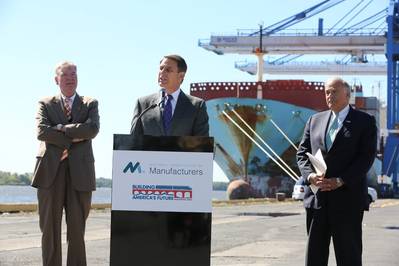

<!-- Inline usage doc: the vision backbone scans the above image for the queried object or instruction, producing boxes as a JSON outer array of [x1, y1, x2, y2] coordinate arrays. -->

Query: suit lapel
[[53, 95, 69, 123], [326, 105, 353, 151], [151, 95, 165, 135], [330, 106, 354, 150], [71, 94, 83, 123], [169, 91, 187, 136], [320, 111, 332, 152]]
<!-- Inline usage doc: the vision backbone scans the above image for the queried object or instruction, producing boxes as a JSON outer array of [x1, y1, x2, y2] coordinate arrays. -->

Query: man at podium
[[130, 54, 209, 137]]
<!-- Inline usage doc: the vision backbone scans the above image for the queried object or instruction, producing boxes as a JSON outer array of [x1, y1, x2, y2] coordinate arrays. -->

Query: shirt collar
[[332, 104, 350, 123], [61, 93, 76, 103], [168, 88, 180, 101]]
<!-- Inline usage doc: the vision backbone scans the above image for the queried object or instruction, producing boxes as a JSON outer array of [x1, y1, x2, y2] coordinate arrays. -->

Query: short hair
[[55, 61, 76, 76], [326, 77, 351, 96], [162, 54, 187, 73]]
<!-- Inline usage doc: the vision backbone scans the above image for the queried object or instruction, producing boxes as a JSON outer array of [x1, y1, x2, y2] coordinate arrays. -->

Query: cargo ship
[[190, 80, 380, 197]]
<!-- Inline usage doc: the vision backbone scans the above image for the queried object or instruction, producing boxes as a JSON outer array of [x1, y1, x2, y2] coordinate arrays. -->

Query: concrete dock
[[1, 199, 399, 265]]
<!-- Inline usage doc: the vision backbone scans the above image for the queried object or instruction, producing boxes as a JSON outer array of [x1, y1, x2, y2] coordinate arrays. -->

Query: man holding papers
[[297, 77, 377, 266]]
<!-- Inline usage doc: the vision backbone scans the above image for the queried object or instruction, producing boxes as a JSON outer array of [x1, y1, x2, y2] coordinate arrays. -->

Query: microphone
[[130, 103, 157, 135], [137, 89, 166, 122], [130, 89, 166, 135], [159, 88, 166, 111]]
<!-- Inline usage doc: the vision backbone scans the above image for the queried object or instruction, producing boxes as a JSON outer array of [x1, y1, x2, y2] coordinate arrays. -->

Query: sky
[[0, 0, 388, 182]]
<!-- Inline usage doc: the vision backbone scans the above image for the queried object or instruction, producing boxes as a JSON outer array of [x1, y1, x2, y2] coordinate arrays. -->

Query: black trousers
[[305, 207, 364, 266]]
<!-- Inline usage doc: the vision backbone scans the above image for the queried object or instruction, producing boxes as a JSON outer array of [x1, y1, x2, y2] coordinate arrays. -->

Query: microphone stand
[[130, 93, 165, 135]]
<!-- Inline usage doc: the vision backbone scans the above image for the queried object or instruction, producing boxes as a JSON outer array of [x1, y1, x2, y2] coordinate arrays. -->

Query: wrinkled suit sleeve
[[36, 100, 72, 149], [192, 100, 209, 137], [296, 116, 314, 186], [64, 99, 100, 140]]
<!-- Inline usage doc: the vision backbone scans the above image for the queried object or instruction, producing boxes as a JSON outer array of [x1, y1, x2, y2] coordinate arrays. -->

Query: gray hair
[[55, 61, 76, 76], [325, 77, 351, 96]]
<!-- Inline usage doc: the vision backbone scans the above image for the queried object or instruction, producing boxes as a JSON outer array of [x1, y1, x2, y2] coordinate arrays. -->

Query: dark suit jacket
[[130, 90, 209, 137], [32, 94, 100, 191], [297, 106, 377, 211]]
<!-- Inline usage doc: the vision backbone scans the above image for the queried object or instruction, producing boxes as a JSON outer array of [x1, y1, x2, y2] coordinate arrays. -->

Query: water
[[0, 185, 227, 203]]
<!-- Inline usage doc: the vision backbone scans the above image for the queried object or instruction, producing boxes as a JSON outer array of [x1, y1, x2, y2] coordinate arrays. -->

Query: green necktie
[[326, 116, 338, 150]]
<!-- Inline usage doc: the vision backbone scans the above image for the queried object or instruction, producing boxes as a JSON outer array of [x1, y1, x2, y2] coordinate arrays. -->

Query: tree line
[[0, 171, 112, 187], [0, 171, 32, 185], [0, 171, 228, 190]]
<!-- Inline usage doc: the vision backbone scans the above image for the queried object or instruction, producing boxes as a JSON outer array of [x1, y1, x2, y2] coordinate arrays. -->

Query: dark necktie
[[64, 97, 72, 121], [162, 94, 173, 134]]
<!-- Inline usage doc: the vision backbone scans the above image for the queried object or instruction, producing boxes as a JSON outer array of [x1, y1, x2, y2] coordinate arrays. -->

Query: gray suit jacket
[[130, 90, 209, 137], [32, 94, 100, 191]]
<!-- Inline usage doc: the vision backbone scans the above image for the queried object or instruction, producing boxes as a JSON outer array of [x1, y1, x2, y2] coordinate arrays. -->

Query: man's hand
[[308, 172, 324, 187], [319, 178, 343, 191], [60, 149, 68, 161]]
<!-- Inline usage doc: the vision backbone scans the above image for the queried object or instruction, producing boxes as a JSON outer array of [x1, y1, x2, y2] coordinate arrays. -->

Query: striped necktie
[[326, 116, 339, 150], [64, 97, 72, 122], [162, 94, 173, 134]]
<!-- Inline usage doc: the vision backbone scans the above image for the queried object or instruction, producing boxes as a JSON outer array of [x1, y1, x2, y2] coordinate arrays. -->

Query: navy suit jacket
[[297, 106, 377, 211], [130, 90, 209, 137]]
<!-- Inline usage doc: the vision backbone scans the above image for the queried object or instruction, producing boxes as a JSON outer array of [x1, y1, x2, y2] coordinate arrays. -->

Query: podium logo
[[123, 162, 142, 174], [132, 184, 192, 201]]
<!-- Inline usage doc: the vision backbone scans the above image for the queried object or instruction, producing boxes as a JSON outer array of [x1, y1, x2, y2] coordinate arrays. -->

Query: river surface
[[0, 185, 227, 203]]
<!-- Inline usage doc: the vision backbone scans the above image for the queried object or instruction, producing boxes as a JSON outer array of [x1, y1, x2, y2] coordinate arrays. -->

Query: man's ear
[[179, 72, 185, 84], [55, 76, 59, 85]]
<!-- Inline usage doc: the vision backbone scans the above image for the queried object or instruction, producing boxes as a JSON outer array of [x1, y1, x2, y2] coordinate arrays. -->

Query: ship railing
[[222, 104, 300, 182], [230, 28, 386, 37], [235, 60, 387, 67]]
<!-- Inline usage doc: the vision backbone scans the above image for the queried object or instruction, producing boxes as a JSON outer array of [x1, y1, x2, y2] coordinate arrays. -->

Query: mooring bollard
[[276, 192, 286, 201]]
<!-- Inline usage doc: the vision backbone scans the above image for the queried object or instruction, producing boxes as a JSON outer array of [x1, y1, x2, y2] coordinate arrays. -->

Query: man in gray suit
[[32, 61, 100, 266], [130, 54, 209, 137]]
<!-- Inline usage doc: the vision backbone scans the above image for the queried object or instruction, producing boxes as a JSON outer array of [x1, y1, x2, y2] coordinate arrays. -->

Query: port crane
[[199, 0, 398, 195], [382, 0, 399, 196], [235, 60, 387, 76], [198, 0, 386, 80]]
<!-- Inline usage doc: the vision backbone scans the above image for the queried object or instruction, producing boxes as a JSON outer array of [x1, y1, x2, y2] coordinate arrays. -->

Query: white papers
[[305, 149, 327, 194]]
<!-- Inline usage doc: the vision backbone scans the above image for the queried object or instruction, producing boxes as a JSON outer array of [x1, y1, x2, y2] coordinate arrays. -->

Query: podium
[[110, 135, 214, 266]]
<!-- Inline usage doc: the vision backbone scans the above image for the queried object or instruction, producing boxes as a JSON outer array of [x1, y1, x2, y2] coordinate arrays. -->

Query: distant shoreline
[[0, 179, 229, 190], [0, 185, 228, 205]]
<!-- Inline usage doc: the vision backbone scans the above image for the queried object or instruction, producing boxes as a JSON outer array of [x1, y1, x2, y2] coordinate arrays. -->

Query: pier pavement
[[1, 199, 398, 265]]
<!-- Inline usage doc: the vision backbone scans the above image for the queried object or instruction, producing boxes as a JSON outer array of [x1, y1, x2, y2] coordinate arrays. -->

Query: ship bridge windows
[[292, 110, 301, 117], [255, 104, 266, 112]]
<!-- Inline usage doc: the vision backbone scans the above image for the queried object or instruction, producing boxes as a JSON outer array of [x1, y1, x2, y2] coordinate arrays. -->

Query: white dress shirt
[[61, 93, 76, 110], [328, 104, 350, 132]]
